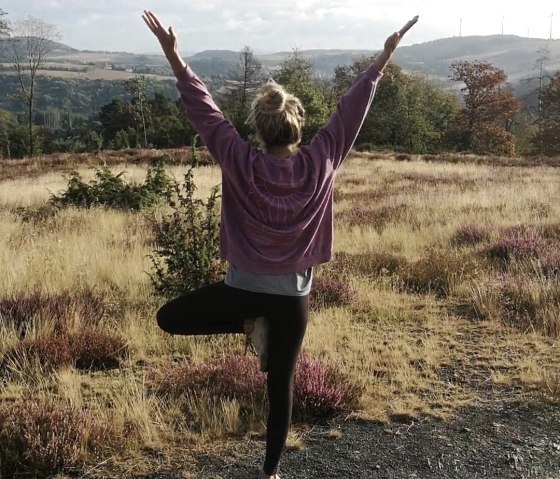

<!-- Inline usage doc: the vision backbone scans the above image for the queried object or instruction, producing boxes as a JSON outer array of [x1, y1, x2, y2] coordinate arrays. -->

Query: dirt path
[[190, 400, 560, 479]]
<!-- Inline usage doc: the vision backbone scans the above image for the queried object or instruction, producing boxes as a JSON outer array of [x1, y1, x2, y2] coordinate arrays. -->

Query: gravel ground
[[189, 399, 560, 479]]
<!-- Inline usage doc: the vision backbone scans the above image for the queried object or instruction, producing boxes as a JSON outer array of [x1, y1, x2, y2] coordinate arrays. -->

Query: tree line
[[1, 11, 560, 159]]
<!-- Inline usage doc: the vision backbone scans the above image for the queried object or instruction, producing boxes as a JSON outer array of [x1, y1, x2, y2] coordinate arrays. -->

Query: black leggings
[[156, 281, 309, 476]]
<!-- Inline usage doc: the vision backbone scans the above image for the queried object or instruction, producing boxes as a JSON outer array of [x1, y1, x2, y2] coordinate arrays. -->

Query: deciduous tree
[[531, 72, 560, 156], [8, 15, 61, 155], [449, 60, 520, 156], [124, 76, 149, 148], [0, 9, 9, 37], [274, 49, 329, 143]]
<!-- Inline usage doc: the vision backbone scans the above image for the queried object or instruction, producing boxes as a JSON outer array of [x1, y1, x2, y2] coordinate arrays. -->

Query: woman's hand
[[374, 15, 418, 72], [142, 10, 186, 74], [142, 10, 177, 54], [384, 15, 419, 54]]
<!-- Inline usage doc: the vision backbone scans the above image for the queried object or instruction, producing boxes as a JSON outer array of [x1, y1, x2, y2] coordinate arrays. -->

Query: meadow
[[0, 149, 559, 478]]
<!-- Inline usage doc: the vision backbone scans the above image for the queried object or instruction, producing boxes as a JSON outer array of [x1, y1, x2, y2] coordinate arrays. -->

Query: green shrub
[[150, 164, 224, 297], [51, 159, 175, 210]]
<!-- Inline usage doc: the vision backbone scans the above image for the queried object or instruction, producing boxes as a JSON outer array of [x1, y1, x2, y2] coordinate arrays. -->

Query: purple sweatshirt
[[175, 64, 381, 274]]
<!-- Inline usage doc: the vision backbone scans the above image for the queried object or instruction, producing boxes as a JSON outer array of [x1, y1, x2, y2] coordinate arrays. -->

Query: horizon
[[55, 33, 559, 57], [1, 1, 557, 54]]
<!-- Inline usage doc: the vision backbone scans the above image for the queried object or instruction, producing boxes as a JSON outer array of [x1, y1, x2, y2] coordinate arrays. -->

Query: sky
[[1, 0, 558, 54]]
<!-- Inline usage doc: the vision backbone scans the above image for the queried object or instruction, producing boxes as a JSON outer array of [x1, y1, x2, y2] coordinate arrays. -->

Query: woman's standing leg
[[262, 294, 309, 476]]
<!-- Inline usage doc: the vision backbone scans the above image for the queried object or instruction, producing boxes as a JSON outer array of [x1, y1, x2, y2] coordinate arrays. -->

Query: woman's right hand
[[384, 15, 419, 54], [142, 10, 178, 56], [142, 10, 186, 74]]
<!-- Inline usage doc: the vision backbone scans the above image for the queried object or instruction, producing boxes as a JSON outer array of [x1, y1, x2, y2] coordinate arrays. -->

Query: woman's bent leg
[[156, 281, 264, 336], [262, 294, 309, 476]]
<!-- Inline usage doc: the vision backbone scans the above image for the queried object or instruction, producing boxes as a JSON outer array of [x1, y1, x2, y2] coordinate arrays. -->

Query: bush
[[149, 354, 266, 403], [399, 247, 481, 297], [150, 164, 224, 298], [293, 352, 362, 419], [149, 352, 361, 420], [71, 330, 129, 371], [0, 396, 111, 477], [0, 289, 106, 338], [484, 228, 549, 263], [310, 277, 356, 310], [3, 336, 73, 372], [51, 159, 175, 210], [328, 251, 406, 278], [451, 224, 492, 246], [2, 330, 128, 373]]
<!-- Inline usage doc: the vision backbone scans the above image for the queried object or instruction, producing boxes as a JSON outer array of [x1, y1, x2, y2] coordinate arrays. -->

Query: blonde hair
[[247, 82, 305, 148]]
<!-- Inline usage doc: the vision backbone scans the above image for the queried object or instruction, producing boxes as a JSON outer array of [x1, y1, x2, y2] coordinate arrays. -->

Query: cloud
[[0, 0, 556, 53]]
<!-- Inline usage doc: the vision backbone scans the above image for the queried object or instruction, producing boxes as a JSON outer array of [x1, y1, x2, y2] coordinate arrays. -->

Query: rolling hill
[[0, 35, 559, 114]]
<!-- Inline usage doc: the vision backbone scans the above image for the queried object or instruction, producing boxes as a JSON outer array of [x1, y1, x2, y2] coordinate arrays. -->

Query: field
[[0, 150, 559, 478]]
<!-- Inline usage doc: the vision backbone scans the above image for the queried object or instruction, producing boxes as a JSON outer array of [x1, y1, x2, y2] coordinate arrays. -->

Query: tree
[[124, 76, 149, 148], [8, 16, 61, 156], [333, 59, 458, 153], [0, 9, 9, 37], [0, 109, 15, 159], [274, 49, 329, 143], [223, 46, 263, 139], [531, 72, 560, 156], [449, 60, 520, 156]]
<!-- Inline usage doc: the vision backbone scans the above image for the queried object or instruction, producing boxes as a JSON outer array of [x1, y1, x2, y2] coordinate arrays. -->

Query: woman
[[143, 10, 418, 479]]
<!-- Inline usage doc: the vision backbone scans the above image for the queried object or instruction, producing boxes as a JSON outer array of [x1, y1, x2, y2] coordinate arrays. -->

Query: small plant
[[293, 352, 362, 419], [451, 224, 492, 246], [310, 277, 356, 310], [329, 251, 406, 278], [399, 247, 481, 297], [149, 354, 266, 403], [341, 203, 408, 230], [150, 164, 224, 298], [0, 289, 106, 338], [0, 396, 112, 477], [2, 330, 129, 374], [484, 228, 549, 263], [51, 159, 175, 210], [71, 330, 129, 371]]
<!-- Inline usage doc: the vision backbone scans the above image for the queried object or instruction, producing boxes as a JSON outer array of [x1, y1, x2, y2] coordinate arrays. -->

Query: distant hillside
[[1, 34, 560, 114]]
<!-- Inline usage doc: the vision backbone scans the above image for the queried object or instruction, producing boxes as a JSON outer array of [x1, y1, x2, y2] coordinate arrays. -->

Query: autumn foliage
[[448, 60, 520, 156]]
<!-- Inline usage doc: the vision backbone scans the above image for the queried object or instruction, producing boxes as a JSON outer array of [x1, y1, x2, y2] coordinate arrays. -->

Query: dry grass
[[1, 150, 560, 477]]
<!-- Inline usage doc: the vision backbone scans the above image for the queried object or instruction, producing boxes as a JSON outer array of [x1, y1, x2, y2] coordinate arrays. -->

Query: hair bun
[[257, 83, 286, 115]]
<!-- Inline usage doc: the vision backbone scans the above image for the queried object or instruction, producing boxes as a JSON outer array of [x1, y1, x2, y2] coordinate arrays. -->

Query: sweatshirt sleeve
[[174, 66, 251, 166], [308, 65, 382, 170]]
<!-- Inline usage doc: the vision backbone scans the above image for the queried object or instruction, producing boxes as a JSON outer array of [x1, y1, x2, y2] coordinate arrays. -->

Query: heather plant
[[499, 274, 560, 336], [451, 224, 492, 247], [310, 277, 356, 310], [149, 352, 361, 421], [70, 330, 129, 371], [293, 352, 362, 419], [340, 203, 408, 230], [399, 247, 481, 297], [327, 251, 406, 278], [149, 354, 266, 404], [0, 396, 112, 477], [484, 228, 550, 263], [2, 330, 129, 374], [149, 164, 223, 298], [2, 336, 73, 373], [51, 159, 175, 210], [0, 289, 106, 338], [459, 273, 560, 336]]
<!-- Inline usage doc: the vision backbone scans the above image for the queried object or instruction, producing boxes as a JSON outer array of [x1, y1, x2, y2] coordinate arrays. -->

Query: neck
[[264, 144, 297, 159]]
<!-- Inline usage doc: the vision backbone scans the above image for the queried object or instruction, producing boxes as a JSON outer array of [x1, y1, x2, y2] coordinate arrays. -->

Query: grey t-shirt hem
[[224, 264, 313, 296]]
